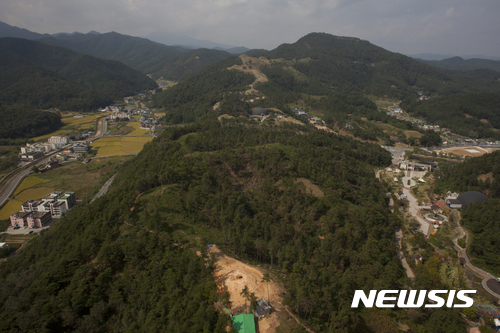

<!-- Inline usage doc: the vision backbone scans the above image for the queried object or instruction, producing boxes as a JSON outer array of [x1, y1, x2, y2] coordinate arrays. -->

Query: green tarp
[[232, 314, 256, 333]]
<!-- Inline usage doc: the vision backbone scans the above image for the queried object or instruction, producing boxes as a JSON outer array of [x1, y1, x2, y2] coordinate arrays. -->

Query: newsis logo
[[351, 290, 476, 309]]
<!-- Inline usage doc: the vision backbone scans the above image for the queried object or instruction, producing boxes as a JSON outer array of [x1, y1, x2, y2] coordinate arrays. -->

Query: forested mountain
[[0, 20, 47, 40], [38, 32, 187, 75], [38, 31, 234, 80], [152, 48, 233, 81], [154, 33, 500, 143], [418, 56, 500, 73], [0, 38, 157, 111], [252, 33, 500, 99]]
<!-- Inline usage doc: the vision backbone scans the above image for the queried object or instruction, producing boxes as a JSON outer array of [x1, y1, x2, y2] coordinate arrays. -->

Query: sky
[[1, 0, 500, 57]]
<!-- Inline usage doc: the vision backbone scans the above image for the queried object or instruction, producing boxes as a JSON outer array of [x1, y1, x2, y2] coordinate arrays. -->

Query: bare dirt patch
[[228, 56, 270, 96], [478, 172, 494, 182], [209, 246, 286, 333], [404, 130, 423, 139], [435, 146, 499, 157], [218, 114, 234, 121], [295, 178, 324, 197]]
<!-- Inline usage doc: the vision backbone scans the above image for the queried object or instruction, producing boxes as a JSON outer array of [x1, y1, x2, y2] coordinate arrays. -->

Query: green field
[[32, 156, 132, 199]]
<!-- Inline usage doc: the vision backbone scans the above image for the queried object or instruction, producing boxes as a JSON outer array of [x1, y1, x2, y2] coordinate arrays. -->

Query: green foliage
[[401, 93, 500, 140], [256, 33, 500, 99], [434, 150, 500, 197], [0, 105, 62, 139], [0, 38, 157, 111], [154, 59, 254, 123], [462, 307, 479, 320], [39, 32, 233, 80], [462, 199, 500, 275], [424, 308, 467, 333]]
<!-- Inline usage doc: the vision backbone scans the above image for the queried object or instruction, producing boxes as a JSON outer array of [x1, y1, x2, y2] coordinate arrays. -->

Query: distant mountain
[[214, 46, 250, 54], [0, 37, 157, 111], [0, 21, 47, 40], [0, 21, 248, 81], [409, 53, 500, 61], [152, 48, 233, 81], [408, 53, 458, 61], [146, 31, 243, 51], [416, 56, 500, 73], [38, 32, 188, 74], [39, 31, 236, 80]]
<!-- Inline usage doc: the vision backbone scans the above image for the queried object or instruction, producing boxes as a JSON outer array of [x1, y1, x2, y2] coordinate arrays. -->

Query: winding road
[[452, 212, 500, 299]]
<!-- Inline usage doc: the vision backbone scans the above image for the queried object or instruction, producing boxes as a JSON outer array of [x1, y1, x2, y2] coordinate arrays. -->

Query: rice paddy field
[[15, 187, 55, 203], [32, 112, 112, 141], [0, 200, 23, 220], [14, 176, 52, 195], [126, 121, 150, 136], [91, 137, 153, 157]]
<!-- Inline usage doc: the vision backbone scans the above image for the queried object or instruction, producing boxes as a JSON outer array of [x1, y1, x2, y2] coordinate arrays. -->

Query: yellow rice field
[[32, 112, 112, 141], [15, 187, 55, 203], [0, 200, 23, 220], [14, 176, 52, 195], [91, 136, 153, 156], [126, 122, 150, 135]]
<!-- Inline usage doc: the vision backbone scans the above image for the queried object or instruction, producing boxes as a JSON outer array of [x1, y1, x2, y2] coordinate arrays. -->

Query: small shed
[[252, 299, 272, 318]]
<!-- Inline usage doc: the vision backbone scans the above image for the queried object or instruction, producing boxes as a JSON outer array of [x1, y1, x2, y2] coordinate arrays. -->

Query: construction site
[[208, 245, 310, 333]]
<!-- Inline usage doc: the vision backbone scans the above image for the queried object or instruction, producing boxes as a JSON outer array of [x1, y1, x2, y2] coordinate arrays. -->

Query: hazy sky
[[1, 0, 499, 56]]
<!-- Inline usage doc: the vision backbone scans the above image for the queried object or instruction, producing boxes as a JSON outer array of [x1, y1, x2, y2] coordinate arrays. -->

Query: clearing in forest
[[209, 246, 289, 333]]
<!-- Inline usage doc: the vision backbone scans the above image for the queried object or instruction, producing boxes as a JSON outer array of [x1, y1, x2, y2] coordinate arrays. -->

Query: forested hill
[[153, 33, 500, 143], [435, 150, 500, 276], [38, 32, 233, 80], [0, 114, 405, 332], [0, 38, 157, 111], [435, 150, 500, 198]]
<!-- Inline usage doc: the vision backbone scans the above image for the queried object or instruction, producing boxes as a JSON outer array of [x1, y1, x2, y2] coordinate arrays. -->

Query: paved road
[[1, 116, 109, 208], [402, 187, 432, 237], [0, 152, 62, 207]]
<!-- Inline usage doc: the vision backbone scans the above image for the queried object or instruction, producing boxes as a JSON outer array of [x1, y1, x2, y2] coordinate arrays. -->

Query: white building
[[48, 136, 69, 145]]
